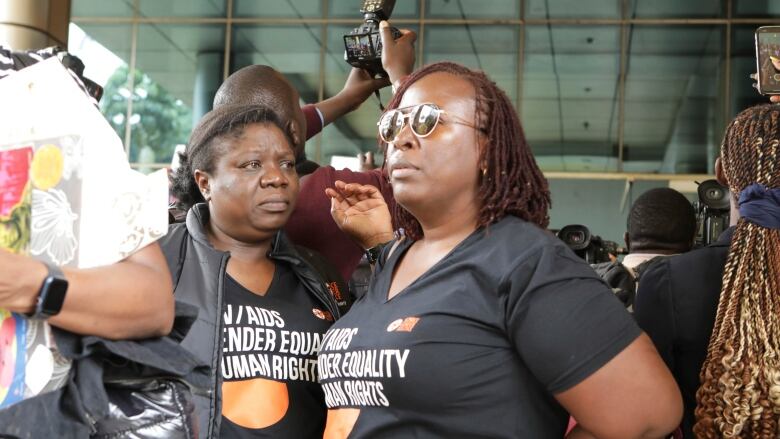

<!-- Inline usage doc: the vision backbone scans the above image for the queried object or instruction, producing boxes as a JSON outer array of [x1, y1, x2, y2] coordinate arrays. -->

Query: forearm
[[315, 91, 360, 126], [5, 244, 174, 339]]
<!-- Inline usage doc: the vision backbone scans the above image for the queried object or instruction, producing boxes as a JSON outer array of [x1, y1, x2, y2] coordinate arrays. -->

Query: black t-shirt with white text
[[220, 263, 333, 438], [317, 216, 641, 438]]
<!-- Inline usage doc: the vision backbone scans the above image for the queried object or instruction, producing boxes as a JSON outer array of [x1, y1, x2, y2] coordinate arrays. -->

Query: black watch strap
[[365, 243, 385, 265], [29, 262, 69, 319]]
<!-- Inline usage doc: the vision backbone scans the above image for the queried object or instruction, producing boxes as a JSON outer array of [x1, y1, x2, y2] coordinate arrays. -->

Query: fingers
[[771, 95, 780, 103], [397, 28, 417, 44], [373, 77, 391, 90], [350, 67, 371, 81], [328, 181, 383, 205], [324, 187, 344, 203], [379, 20, 394, 46]]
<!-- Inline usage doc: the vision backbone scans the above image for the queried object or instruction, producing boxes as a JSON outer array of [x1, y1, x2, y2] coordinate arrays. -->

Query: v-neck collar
[[377, 228, 483, 303]]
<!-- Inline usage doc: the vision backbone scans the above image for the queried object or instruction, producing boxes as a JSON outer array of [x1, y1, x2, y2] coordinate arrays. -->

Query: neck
[[206, 223, 274, 263], [415, 203, 479, 245]]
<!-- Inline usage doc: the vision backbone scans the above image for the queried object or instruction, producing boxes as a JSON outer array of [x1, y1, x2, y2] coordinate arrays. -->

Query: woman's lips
[[257, 195, 290, 212], [388, 160, 419, 178]]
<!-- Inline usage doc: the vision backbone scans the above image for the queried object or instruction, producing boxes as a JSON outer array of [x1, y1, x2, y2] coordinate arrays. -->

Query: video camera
[[343, 0, 402, 78], [557, 224, 623, 264], [693, 179, 730, 247]]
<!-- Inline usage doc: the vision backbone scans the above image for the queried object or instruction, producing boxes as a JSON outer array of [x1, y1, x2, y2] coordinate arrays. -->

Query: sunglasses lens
[[411, 104, 439, 137], [379, 111, 402, 142]]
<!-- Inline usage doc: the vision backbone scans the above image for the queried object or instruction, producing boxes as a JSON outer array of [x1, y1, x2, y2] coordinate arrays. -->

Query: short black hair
[[171, 104, 293, 211], [627, 187, 696, 252]]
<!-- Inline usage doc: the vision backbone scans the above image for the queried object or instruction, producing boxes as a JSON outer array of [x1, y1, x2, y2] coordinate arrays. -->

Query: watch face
[[39, 276, 68, 317]]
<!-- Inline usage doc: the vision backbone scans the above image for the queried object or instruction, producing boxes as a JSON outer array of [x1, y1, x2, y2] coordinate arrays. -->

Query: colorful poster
[[0, 58, 169, 410], [0, 137, 83, 409]]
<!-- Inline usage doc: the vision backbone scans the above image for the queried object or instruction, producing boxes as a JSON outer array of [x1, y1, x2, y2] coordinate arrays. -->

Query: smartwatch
[[29, 262, 69, 319]]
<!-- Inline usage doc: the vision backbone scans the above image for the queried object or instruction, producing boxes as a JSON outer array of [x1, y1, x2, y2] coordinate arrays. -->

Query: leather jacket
[[158, 203, 349, 438]]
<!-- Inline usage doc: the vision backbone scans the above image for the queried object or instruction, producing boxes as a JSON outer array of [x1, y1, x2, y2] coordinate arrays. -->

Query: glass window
[[735, 0, 780, 18], [525, 0, 620, 19], [235, 0, 323, 18], [623, 26, 724, 174], [523, 26, 620, 172], [124, 24, 225, 165], [329, 0, 419, 19], [68, 23, 132, 89], [71, 0, 135, 18], [424, 25, 518, 107], [68, 23, 134, 162], [138, 0, 227, 17], [425, 0, 519, 19], [627, 0, 725, 18]]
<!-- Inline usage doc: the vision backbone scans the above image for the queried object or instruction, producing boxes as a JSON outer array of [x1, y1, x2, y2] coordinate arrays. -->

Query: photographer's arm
[[314, 68, 390, 126], [314, 21, 416, 126], [0, 242, 174, 340]]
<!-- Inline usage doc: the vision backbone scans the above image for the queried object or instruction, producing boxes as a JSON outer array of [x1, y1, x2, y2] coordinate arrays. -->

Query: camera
[[693, 179, 730, 247], [343, 0, 402, 78], [557, 224, 622, 264], [755, 26, 780, 95]]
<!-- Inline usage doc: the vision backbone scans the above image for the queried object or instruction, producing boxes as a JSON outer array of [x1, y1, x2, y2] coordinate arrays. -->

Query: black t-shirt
[[317, 216, 641, 438], [219, 263, 333, 438]]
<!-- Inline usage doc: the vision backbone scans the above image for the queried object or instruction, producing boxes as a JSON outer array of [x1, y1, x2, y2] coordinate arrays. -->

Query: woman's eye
[[244, 160, 261, 169], [281, 160, 295, 169]]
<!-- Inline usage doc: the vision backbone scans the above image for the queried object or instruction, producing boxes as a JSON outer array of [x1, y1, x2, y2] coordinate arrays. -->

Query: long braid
[[694, 104, 780, 438], [382, 62, 550, 240]]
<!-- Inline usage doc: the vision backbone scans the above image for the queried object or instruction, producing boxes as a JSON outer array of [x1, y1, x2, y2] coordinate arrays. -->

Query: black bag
[[591, 257, 666, 311], [94, 378, 197, 438]]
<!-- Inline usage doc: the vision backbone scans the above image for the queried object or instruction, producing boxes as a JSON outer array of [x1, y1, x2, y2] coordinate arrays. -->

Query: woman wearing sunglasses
[[320, 62, 682, 438]]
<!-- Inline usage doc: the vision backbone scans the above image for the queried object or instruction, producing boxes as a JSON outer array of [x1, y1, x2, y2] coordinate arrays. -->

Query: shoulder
[[158, 222, 189, 250], [487, 217, 598, 277]]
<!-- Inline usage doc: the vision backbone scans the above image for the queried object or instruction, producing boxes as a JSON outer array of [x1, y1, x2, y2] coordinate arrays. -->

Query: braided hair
[[171, 104, 294, 210], [694, 104, 780, 438], [383, 62, 550, 240]]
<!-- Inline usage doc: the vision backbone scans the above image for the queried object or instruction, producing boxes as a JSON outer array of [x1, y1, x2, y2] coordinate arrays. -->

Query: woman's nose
[[392, 119, 417, 151], [260, 166, 288, 188]]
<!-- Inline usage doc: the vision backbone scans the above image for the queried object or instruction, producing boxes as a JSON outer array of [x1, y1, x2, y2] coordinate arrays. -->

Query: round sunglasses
[[377, 103, 481, 144]]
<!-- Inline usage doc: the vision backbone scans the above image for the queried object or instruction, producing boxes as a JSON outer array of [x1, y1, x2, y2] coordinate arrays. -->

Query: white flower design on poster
[[30, 188, 78, 266]]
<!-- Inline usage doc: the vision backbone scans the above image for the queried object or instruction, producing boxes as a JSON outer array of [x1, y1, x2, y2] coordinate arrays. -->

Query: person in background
[[321, 61, 682, 439], [593, 187, 697, 311], [635, 104, 780, 438], [623, 187, 696, 273]]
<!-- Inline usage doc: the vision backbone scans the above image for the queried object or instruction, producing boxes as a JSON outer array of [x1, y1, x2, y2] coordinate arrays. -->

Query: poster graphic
[[0, 137, 83, 409]]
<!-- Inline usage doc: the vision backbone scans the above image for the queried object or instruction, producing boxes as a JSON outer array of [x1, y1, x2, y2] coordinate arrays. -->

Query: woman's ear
[[286, 119, 304, 156], [714, 157, 727, 187], [194, 169, 211, 201]]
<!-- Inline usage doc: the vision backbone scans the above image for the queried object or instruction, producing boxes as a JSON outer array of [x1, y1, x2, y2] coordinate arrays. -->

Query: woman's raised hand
[[326, 180, 394, 250]]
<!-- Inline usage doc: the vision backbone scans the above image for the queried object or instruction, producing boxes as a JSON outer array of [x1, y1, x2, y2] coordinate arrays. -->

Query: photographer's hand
[[315, 68, 390, 125], [380, 20, 416, 88]]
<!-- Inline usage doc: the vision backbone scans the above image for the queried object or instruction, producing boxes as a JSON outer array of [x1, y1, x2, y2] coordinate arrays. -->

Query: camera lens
[[706, 188, 723, 200], [570, 232, 584, 244]]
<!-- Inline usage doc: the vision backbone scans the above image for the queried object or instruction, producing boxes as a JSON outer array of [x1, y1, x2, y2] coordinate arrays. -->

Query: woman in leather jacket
[[160, 103, 348, 438]]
